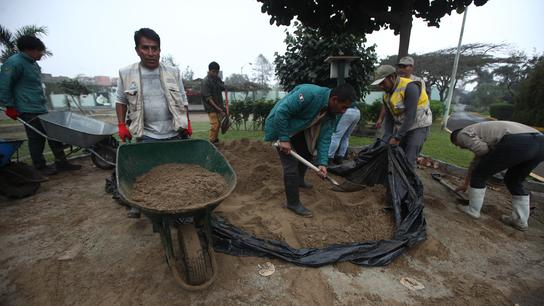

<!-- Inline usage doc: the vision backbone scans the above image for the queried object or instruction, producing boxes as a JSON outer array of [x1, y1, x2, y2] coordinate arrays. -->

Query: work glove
[[5, 107, 17, 120], [118, 122, 132, 142], [186, 118, 193, 136]]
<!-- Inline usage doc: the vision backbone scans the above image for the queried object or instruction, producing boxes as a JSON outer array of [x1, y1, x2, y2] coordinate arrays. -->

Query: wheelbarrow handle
[[0, 106, 50, 139], [272, 141, 340, 186]]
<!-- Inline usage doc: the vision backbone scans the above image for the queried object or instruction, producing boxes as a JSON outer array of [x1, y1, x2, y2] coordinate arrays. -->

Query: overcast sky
[[1, 0, 542, 80]]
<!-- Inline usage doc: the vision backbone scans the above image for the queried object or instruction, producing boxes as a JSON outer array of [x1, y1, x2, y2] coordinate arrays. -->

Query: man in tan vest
[[115, 28, 189, 218]]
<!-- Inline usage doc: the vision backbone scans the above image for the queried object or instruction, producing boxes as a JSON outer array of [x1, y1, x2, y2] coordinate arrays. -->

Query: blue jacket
[[264, 84, 337, 166], [0, 52, 48, 113]]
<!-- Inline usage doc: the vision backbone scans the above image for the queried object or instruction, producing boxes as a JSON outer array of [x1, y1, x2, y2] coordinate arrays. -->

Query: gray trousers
[[398, 126, 429, 167]]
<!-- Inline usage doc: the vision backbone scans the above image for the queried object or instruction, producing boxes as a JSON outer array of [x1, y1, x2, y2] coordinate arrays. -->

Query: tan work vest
[[118, 63, 187, 138]]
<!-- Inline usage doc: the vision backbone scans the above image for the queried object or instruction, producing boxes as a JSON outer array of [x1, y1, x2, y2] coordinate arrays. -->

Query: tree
[[275, 23, 377, 99], [0, 25, 52, 62], [160, 54, 178, 68], [252, 54, 273, 87], [59, 79, 92, 113], [512, 56, 544, 126], [381, 43, 510, 101], [224, 73, 268, 99], [181, 65, 194, 81], [493, 52, 542, 102], [257, 0, 489, 57]]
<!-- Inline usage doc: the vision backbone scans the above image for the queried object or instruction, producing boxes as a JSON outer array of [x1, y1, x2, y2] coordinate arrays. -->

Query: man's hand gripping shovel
[[272, 141, 364, 192]]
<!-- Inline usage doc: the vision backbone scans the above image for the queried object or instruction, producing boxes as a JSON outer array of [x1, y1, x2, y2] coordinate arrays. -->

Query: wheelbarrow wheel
[[90, 146, 116, 170], [177, 223, 209, 285]]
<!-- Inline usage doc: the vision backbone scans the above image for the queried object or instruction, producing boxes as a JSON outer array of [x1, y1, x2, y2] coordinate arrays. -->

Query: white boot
[[501, 195, 529, 231], [457, 187, 486, 219]]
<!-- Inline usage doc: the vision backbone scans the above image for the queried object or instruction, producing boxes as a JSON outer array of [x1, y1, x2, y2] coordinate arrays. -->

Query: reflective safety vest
[[383, 77, 432, 131]]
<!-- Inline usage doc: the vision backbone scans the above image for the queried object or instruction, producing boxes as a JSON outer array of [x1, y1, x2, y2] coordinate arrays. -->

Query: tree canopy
[[252, 54, 274, 86], [257, 0, 489, 56], [381, 43, 512, 101], [274, 23, 377, 99]]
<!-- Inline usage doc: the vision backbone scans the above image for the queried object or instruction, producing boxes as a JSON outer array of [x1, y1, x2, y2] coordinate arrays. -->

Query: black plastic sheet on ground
[[211, 141, 427, 267]]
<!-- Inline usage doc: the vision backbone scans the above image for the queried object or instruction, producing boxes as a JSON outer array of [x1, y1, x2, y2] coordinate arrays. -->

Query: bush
[[355, 99, 382, 125], [228, 98, 278, 130], [489, 103, 514, 120], [429, 100, 445, 121], [513, 57, 544, 126]]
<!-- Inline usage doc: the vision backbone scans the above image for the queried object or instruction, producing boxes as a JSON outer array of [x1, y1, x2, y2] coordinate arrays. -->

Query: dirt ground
[[1, 139, 543, 305]]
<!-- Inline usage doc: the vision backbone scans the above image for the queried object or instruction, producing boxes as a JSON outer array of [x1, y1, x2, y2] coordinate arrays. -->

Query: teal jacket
[[0, 52, 48, 113], [264, 84, 337, 166]]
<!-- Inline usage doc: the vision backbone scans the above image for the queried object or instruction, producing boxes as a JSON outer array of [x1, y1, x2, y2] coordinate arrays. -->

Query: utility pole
[[443, 7, 468, 130]]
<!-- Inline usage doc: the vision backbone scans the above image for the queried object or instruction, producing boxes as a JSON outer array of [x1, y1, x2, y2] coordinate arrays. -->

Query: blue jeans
[[328, 108, 361, 158]]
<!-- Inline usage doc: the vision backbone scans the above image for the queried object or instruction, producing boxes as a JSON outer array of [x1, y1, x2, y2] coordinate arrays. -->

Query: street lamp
[[240, 62, 252, 75]]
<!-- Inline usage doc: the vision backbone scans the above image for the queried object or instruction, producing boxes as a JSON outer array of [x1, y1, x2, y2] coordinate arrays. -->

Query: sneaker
[[36, 164, 59, 176], [56, 160, 82, 171]]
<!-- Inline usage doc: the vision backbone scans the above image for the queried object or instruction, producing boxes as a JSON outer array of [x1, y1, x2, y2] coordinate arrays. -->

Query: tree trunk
[[397, 0, 415, 57]]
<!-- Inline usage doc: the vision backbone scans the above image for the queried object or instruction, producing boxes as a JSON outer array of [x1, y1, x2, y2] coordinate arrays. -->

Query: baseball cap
[[398, 56, 414, 66], [371, 65, 396, 86]]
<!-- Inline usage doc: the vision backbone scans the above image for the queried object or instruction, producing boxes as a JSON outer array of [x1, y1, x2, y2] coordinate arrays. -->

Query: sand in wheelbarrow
[[215, 139, 395, 249], [131, 164, 228, 211]]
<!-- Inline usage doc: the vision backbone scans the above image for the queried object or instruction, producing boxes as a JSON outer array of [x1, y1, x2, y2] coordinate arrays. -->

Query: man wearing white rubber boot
[[450, 121, 544, 231]]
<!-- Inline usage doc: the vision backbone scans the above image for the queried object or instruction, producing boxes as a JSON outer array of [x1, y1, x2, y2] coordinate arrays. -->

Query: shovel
[[431, 172, 469, 205], [272, 141, 364, 192]]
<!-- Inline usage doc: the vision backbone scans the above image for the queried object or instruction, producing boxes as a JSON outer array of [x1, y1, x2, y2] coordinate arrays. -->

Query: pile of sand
[[215, 139, 395, 249], [131, 164, 228, 211]]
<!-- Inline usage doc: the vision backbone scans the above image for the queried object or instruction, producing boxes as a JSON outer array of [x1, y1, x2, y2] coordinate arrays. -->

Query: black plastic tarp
[[211, 142, 427, 267]]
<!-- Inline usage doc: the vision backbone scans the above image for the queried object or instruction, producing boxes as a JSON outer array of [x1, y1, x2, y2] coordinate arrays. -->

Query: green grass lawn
[[6, 120, 472, 169]]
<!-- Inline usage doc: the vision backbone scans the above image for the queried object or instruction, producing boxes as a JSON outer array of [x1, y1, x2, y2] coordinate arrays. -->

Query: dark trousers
[[399, 126, 429, 168], [471, 133, 544, 195], [277, 132, 311, 204], [20, 112, 66, 168]]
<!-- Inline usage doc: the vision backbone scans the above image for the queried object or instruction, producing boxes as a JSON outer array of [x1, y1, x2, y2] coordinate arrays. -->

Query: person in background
[[328, 104, 361, 165], [0, 35, 81, 176], [375, 56, 428, 135], [115, 28, 189, 218], [450, 121, 544, 231], [201, 61, 226, 144], [371, 64, 432, 167], [264, 83, 356, 217]]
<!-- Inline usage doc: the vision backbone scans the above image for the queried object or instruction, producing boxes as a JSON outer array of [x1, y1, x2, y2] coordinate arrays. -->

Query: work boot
[[284, 174, 313, 217], [457, 187, 486, 219], [127, 207, 141, 218], [286, 201, 313, 217], [37, 164, 59, 176], [56, 160, 82, 171], [500, 195, 529, 231]]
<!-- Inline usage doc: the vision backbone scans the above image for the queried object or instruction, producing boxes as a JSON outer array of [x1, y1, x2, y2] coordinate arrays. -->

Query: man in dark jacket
[[201, 61, 226, 144], [0, 36, 81, 176]]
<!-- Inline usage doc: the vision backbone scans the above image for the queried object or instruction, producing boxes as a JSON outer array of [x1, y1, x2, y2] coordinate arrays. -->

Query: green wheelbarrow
[[116, 139, 237, 290]]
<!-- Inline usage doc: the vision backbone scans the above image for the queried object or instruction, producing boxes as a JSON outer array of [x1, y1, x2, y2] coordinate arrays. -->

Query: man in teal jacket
[[0, 36, 80, 176], [264, 83, 356, 217]]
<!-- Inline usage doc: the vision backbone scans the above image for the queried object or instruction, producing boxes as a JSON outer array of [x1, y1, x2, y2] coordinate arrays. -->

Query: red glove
[[186, 117, 192, 136], [118, 122, 132, 142], [5, 107, 17, 120]]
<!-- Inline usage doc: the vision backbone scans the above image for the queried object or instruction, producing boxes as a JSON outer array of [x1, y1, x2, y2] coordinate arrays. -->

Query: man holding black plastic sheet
[[371, 65, 432, 167], [450, 121, 544, 231], [264, 83, 356, 217]]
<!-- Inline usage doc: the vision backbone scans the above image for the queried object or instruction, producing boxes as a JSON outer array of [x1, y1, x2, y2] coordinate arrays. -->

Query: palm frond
[[14, 25, 48, 40], [0, 25, 15, 50]]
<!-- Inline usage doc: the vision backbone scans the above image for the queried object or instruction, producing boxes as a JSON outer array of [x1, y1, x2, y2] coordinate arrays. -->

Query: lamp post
[[324, 56, 359, 86], [240, 62, 252, 76]]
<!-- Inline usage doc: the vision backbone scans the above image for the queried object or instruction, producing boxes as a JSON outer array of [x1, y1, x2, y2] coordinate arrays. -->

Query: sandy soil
[[1, 139, 543, 305], [132, 164, 227, 210]]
